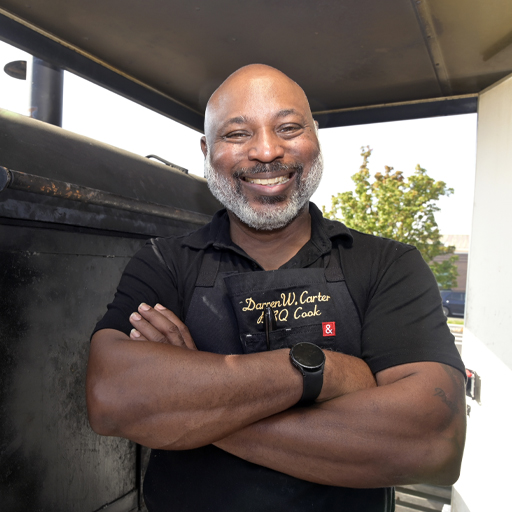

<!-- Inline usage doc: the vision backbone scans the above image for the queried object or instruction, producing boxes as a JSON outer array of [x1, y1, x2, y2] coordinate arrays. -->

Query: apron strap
[[324, 249, 345, 282], [195, 248, 222, 287], [196, 243, 345, 285]]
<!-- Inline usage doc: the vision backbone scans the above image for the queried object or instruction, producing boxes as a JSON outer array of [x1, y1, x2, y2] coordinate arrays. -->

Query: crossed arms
[[86, 302, 466, 488]]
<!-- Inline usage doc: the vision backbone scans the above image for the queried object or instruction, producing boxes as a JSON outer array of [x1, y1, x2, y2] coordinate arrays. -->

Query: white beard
[[204, 151, 323, 231]]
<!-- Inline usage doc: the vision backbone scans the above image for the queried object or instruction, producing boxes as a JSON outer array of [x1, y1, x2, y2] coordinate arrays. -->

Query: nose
[[247, 128, 285, 162]]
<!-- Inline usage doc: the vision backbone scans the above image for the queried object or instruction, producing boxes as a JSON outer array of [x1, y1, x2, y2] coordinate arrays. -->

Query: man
[[87, 64, 466, 511]]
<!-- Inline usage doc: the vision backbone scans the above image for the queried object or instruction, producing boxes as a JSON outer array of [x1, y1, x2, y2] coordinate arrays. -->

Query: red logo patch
[[322, 322, 336, 337]]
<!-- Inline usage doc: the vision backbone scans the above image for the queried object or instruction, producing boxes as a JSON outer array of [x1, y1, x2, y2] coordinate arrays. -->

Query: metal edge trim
[[0, 10, 205, 132], [313, 96, 478, 128], [0, 167, 212, 226]]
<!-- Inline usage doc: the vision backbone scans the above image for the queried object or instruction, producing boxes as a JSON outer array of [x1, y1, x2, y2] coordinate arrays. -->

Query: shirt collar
[[181, 208, 233, 250], [182, 202, 353, 253]]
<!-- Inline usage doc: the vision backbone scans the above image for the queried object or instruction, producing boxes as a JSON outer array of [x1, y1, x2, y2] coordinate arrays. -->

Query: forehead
[[207, 74, 312, 133]]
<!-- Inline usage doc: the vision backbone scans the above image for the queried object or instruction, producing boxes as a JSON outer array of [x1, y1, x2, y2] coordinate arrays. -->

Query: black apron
[[143, 247, 394, 512], [185, 246, 362, 356]]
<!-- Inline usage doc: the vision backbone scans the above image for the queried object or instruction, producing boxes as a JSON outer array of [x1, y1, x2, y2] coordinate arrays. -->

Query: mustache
[[233, 161, 303, 178]]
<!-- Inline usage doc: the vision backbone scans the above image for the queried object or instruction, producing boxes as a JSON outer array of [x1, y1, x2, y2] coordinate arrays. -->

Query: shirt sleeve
[[92, 239, 180, 337], [361, 248, 465, 376]]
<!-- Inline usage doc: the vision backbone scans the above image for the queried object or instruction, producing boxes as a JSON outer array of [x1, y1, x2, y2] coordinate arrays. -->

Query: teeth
[[245, 175, 290, 186]]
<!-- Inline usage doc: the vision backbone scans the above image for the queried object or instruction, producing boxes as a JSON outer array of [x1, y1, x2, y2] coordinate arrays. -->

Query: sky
[[1, 40, 477, 235]]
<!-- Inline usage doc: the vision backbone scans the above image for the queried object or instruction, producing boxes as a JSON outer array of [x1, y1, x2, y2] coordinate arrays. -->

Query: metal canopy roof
[[1, 0, 511, 131]]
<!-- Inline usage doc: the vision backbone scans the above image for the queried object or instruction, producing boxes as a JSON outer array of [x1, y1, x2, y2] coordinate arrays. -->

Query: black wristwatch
[[289, 342, 325, 405]]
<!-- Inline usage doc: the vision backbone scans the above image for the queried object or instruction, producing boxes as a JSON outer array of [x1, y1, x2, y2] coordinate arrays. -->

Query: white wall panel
[[453, 73, 512, 511]]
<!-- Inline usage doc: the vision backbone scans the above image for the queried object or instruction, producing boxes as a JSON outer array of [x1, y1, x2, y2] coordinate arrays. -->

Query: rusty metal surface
[[0, 108, 219, 211], [1, 0, 510, 128], [0, 189, 199, 239], [0, 108, 222, 235], [0, 167, 213, 226]]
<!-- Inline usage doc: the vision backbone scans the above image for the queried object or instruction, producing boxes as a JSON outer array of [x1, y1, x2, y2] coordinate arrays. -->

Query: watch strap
[[299, 368, 324, 405]]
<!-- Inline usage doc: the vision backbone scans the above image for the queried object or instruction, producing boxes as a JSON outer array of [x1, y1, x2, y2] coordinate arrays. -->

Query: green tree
[[323, 146, 458, 289]]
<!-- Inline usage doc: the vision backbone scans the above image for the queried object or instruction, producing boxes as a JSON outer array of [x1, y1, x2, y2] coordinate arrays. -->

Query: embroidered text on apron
[[185, 247, 362, 357]]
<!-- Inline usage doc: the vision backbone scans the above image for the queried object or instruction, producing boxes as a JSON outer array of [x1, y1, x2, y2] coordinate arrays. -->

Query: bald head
[[200, 64, 322, 231], [203, 64, 315, 145]]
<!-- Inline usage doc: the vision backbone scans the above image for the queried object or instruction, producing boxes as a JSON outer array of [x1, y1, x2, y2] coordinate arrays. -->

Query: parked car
[[440, 290, 466, 317]]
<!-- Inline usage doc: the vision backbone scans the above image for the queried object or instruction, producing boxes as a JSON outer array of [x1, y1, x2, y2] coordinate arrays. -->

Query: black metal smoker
[[0, 107, 220, 511]]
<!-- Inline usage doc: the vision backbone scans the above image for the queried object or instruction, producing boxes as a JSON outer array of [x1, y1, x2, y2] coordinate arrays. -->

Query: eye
[[278, 124, 302, 136], [223, 131, 250, 141]]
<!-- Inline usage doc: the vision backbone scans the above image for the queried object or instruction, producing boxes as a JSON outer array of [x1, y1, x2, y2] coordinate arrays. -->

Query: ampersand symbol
[[322, 322, 336, 336]]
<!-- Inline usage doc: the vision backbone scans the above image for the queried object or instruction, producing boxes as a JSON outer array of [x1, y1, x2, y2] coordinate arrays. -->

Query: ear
[[314, 120, 319, 132], [200, 136, 208, 158]]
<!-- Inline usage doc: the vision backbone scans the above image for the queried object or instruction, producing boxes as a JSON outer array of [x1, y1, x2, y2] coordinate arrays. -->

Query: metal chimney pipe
[[29, 57, 63, 127]]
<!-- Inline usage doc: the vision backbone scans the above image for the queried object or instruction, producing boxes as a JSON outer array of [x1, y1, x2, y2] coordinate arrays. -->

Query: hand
[[129, 303, 197, 350]]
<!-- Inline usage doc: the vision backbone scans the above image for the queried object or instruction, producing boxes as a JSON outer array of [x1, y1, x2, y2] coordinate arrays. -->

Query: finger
[[154, 303, 197, 350], [130, 309, 186, 347], [130, 328, 148, 342], [137, 303, 191, 347]]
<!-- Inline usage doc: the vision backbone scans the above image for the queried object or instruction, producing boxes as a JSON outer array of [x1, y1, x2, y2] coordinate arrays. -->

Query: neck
[[228, 205, 312, 270]]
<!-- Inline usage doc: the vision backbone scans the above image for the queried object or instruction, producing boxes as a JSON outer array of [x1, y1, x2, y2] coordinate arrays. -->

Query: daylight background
[[1, 40, 477, 235]]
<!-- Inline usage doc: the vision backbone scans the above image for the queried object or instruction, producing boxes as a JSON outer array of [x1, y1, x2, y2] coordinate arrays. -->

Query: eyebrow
[[219, 109, 306, 131], [274, 108, 302, 120], [221, 116, 249, 128]]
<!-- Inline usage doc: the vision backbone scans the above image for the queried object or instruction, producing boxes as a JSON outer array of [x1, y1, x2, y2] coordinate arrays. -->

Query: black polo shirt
[[94, 202, 463, 376]]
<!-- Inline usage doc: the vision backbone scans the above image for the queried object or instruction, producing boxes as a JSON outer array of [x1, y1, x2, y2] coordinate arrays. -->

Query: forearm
[[87, 329, 302, 449], [87, 327, 374, 451], [215, 364, 466, 488]]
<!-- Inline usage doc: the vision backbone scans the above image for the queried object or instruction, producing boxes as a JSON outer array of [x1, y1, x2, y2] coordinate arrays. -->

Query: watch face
[[292, 342, 325, 369]]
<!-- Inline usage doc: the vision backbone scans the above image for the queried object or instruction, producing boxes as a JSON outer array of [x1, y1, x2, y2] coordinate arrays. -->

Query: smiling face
[[202, 65, 323, 231]]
